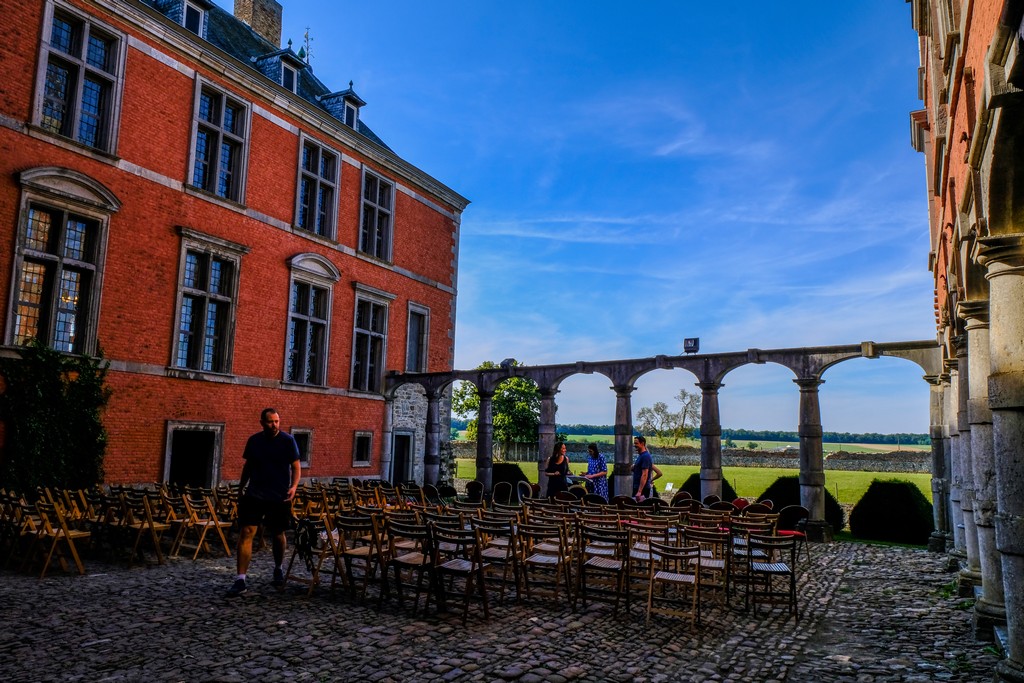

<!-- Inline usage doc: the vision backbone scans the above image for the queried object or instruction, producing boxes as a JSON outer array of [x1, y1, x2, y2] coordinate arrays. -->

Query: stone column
[[794, 377, 830, 541], [946, 367, 966, 555], [381, 396, 394, 482], [612, 385, 635, 500], [423, 389, 443, 486], [926, 376, 951, 552], [537, 389, 558, 498], [960, 301, 1006, 638], [697, 381, 723, 502], [955, 337, 983, 593], [475, 390, 494, 492], [977, 234, 1024, 683]]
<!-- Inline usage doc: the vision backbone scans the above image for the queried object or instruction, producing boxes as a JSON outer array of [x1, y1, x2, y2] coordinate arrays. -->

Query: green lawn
[[459, 432, 930, 454], [456, 459, 933, 505]]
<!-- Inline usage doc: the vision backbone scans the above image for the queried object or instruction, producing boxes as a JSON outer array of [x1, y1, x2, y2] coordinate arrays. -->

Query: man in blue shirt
[[227, 408, 301, 597], [632, 436, 654, 501]]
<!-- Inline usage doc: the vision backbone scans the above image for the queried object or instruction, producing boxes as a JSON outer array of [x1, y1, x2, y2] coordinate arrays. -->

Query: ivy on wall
[[0, 342, 111, 493]]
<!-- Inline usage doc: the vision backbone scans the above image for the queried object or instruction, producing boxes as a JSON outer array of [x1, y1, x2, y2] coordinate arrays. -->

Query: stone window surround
[[405, 302, 429, 373], [353, 430, 372, 467], [358, 166, 395, 262], [167, 226, 248, 379], [283, 252, 340, 387], [291, 427, 313, 468], [5, 167, 120, 356], [294, 134, 340, 239], [32, 0, 128, 156], [186, 78, 252, 204], [350, 282, 395, 394]]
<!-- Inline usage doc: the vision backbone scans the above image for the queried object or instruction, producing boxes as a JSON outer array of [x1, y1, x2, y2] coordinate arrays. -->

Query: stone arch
[[18, 166, 122, 212]]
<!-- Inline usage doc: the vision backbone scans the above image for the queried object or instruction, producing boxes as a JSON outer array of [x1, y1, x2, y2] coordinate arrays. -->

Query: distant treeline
[[450, 419, 929, 446]]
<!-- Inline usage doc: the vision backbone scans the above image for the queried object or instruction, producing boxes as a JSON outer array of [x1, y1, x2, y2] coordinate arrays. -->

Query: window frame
[[187, 80, 251, 204], [353, 431, 373, 467], [183, 1, 206, 37], [294, 136, 340, 239], [32, 0, 127, 155], [405, 303, 429, 373], [350, 284, 395, 394], [282, 63, 297, 93], [169, 228, 248, 377], [6, 167, 119, 356], [291, 428, 313, 469], [358, 168, 395, 262], [284, 253, 340, 387]]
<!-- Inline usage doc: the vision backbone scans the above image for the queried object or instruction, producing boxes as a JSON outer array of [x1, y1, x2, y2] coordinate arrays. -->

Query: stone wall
[[451, 441, 930, 473]]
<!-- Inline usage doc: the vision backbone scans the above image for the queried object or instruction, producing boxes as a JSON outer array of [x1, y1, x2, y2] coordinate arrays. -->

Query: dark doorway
[[168, 429, 216, 488], [392, 433, 413, 484]]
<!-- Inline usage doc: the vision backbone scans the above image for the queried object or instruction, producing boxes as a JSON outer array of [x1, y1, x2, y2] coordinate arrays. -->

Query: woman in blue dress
[[582, 443, 608, 500]]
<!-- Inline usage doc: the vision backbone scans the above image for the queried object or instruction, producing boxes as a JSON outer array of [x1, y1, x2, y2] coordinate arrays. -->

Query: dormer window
[[318, 83, 366, 131], [183, 1, 205, 36], [282, 64, 297, 93]]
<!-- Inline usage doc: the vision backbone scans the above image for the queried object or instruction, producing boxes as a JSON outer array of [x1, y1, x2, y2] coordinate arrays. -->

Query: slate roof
[[139, 0, 391, 151]]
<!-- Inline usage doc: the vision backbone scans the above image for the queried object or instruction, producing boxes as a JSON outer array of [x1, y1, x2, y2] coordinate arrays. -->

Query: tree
[[747, 442, 758, 450], [451, 360, 541, 447], [0, 342, 111, 492], [635, 389, 701, 445]]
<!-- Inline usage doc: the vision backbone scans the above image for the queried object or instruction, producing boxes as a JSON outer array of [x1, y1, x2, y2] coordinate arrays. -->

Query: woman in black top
[[545, 442, 570, 499]]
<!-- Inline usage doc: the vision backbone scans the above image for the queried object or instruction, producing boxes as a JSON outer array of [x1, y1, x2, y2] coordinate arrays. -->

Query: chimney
[[234, 0, 283, 47]]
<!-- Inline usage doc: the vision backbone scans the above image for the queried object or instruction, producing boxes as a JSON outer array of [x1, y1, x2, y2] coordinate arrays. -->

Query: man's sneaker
[[226, 578, 247, 597], [271, 568, 285, 589]]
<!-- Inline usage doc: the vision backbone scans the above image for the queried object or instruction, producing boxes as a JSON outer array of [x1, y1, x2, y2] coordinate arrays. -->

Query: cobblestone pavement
[[0, 542, 1001, 682]]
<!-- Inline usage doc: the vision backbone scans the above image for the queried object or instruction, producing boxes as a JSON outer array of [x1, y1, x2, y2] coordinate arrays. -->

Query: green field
[[556, 435, 929, 454], [454, 432, 929, 454], [455, 459, 933, 505]]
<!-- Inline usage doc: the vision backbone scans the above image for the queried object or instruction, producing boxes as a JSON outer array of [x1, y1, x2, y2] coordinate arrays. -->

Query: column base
[[973, 597, 1007, 642], [958, 568, 982, 597], [805, 519, 833, 543], [928, 531, 950, 553], [997, 659, 1024, 683]]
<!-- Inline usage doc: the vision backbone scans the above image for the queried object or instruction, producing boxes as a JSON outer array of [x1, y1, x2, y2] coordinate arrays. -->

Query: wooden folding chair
[[31, 501, 90, 578], [379, 519, 435, 613], [429, 523, 490, 624], [646, 540, 701, 628], [516, 521, 575, 608], [177, 494, 232, 560], [120, 492, 171, 566], [333, 513, 386, 603], [576, 522, 629, 614], [470, 516, 520, 605]]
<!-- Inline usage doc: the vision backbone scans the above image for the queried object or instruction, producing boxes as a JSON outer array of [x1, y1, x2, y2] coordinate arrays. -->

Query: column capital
[[956, 299, 989, 326], [976, 232, 1024, 275], [792, 377, 824, 390], [696, 381, 723, 392], [612, 384, 636, 397]]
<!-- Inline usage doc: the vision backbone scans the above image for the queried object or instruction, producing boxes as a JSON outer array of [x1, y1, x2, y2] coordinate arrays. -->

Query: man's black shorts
[[237, 495, 293, 534]]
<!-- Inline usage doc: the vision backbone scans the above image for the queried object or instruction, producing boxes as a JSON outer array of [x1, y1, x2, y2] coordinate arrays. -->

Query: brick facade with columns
[[909, 1, 1024, 679]]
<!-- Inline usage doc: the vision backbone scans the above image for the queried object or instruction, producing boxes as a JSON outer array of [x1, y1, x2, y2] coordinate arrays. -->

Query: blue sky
[[225, 1, 936, 434]]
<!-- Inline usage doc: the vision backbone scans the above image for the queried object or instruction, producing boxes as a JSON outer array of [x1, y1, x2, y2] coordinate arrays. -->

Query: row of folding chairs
[[278, 499, 800, 628], [0, 484, 239, 578]]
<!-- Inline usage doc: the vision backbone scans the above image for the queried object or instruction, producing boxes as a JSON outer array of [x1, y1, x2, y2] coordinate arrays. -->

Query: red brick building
[[0, 0, 467, 486]]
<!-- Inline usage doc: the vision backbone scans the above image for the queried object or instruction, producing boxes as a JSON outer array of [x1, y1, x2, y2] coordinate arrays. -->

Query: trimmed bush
[[678, 473, 737, 502], [758, 476, 845, 532], [491, 462, 530, 490], [849, 479, 933, 545]]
